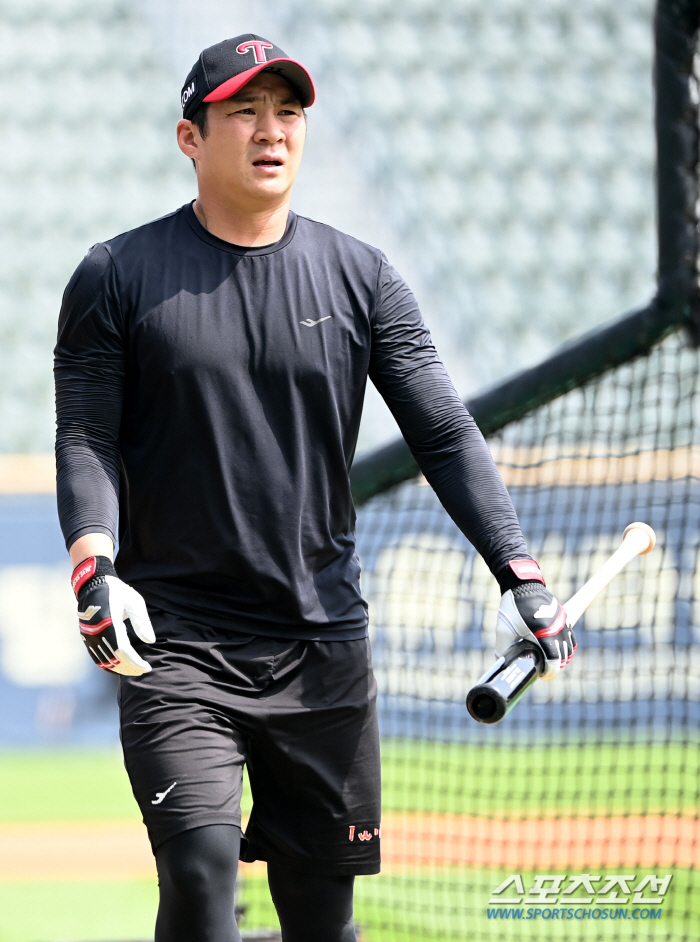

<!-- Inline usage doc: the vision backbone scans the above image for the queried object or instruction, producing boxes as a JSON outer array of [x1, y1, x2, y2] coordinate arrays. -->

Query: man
[[55, 34, 576, 942]]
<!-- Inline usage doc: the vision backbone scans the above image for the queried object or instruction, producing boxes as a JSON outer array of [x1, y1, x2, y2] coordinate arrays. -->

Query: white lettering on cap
[[181, 79, 197, 109]]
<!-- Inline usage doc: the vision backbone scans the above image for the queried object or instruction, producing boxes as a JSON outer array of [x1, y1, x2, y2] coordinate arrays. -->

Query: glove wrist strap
[[496, 558, 545, 594], [71, 555, 117, 599]]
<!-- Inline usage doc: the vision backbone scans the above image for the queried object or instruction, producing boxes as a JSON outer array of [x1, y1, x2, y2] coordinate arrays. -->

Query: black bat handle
[[466, 640, 544, 724]]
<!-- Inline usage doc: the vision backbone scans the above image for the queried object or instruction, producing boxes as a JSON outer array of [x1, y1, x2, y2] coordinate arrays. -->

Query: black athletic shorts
[[118, 609, 381, 875]]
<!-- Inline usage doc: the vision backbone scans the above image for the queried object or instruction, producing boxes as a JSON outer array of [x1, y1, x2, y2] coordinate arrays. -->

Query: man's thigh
[[242, 637, 381, 876], [119, 638, 250, 851], [119, 615, 381, 872]]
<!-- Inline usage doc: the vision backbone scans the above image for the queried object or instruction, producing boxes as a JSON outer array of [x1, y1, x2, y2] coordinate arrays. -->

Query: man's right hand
[[71, 556, 155, 676]]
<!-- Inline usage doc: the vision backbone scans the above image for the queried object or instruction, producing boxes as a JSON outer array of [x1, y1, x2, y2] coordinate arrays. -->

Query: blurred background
[[1, 0, 657, 454], [0, 0, 670, 939]]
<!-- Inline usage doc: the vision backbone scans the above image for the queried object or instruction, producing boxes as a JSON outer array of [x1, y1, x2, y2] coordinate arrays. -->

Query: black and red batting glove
[[71, 556, 155, 676], [495, 559, 577, 682]]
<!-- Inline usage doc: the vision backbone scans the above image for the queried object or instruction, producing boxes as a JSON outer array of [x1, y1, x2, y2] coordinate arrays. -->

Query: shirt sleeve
[[54, 243, 125, 550], [368, 255, 531, 580]]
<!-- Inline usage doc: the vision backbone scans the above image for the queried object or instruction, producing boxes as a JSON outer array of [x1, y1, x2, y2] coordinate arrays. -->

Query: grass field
[[239, 868, 700, 942], [0, 742, 697, 941], [2, 741, 697, 823], [380, 740, 700, 817]]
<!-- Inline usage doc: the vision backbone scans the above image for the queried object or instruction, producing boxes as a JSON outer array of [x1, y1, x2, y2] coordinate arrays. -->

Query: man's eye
[[233, 108, 256, 115]]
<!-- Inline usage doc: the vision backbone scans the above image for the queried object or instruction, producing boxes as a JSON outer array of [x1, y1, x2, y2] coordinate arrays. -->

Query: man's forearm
[[55, 243, 125, 555], [69, 533, 114, 568]]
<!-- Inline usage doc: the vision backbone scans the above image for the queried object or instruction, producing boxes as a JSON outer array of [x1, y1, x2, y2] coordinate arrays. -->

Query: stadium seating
[[0, 0, 194, 453], [277, 0, 657, 390], [0, 0, 657, 450], [0, 0, 659, 721]]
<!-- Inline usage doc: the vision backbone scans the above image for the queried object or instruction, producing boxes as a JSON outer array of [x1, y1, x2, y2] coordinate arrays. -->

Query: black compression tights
[[155, 824, 242, 942], [154, 824, 357, 942], [267, 860, 357, 942]]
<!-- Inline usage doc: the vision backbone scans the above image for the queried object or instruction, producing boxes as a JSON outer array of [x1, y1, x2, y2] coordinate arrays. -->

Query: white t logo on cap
[[236, 40, 274, 64]]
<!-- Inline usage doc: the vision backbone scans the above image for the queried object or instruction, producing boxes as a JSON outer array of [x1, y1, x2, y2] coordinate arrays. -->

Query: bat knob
[[623, 522, 656, 554], [466, 640, 543, 725]]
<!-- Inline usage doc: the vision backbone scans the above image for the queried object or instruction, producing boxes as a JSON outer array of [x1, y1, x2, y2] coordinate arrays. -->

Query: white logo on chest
[[300, 317, 331, 327]]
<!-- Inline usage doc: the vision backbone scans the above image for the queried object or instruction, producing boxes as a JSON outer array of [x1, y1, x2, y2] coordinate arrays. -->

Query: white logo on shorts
[[152, 781, 177, 805]]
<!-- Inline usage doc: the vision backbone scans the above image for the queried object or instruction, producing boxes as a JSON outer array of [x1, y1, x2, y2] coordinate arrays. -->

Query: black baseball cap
[[181, 34, 315, 120]]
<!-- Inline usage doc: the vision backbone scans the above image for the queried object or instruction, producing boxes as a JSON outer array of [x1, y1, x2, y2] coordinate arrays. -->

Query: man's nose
[[254, 114, 284, 144]]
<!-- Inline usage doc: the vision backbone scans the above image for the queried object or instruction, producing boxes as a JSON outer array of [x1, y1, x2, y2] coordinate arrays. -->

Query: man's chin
[[242, 178, 293, 204]]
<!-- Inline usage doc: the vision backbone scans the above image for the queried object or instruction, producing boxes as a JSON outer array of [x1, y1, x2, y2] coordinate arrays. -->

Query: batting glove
[[495, 559, 577, 682], [71, 556, 155, 676]]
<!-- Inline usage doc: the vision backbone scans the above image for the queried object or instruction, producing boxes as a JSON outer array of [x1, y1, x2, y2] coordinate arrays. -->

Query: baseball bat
[[466, 522, 656, 724]]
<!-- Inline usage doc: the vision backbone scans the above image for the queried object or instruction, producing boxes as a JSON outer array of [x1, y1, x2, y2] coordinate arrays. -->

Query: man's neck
[[193, 195, 290, 247]]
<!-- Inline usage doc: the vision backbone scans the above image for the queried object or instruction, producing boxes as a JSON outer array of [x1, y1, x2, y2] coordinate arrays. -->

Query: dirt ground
[[0, 813, 693, 880]]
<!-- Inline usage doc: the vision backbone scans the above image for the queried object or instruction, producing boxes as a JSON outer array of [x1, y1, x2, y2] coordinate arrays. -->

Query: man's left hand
[[496, 581, 577, 682]]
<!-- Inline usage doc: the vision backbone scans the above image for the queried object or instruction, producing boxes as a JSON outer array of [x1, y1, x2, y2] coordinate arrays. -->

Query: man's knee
[[158, 850, 216, 899], [156, 824, 240, 900]]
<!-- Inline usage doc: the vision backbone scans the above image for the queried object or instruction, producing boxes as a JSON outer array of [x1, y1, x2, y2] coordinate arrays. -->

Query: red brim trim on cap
[[202, 58, 315, 107]]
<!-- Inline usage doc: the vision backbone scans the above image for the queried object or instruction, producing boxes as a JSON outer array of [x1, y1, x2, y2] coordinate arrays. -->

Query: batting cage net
[[238, 336, 700, 941], [348, 327, 699, 940], [233, 0, 700, 938]]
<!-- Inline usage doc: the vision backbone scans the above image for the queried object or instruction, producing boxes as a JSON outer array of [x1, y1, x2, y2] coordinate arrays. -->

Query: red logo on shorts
[[236, 41, 274, 64], [349, 824, 380, 841]]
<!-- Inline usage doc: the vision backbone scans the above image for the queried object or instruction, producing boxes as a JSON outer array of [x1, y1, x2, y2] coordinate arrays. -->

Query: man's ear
[[176, 119, 200, 161]]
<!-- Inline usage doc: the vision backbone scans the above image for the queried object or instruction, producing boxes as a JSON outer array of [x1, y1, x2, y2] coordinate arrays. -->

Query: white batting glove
[[71, 556, 155, 676], [495, 560, 577, 681]]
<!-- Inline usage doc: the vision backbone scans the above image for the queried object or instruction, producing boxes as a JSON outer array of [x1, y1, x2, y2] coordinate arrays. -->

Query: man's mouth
[[253, 159, 283, 167]]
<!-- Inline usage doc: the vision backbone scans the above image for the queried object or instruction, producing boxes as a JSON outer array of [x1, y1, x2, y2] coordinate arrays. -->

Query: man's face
[[181, 72, 306, 205]]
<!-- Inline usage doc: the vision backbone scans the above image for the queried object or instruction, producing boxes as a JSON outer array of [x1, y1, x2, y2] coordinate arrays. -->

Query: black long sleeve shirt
[[55, 204, 529, 639]]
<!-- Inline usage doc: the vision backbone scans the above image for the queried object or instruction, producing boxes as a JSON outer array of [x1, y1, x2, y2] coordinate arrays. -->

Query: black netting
[[340, 329, 699, 940], [238, 330, 699, 938]]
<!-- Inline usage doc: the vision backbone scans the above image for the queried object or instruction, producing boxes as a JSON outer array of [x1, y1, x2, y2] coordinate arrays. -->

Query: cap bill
[[203, 59, 315, 107]]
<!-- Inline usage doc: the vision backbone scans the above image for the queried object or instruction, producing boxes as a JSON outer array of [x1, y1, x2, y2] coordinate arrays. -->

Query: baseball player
[[55, 34, 576, 942]]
